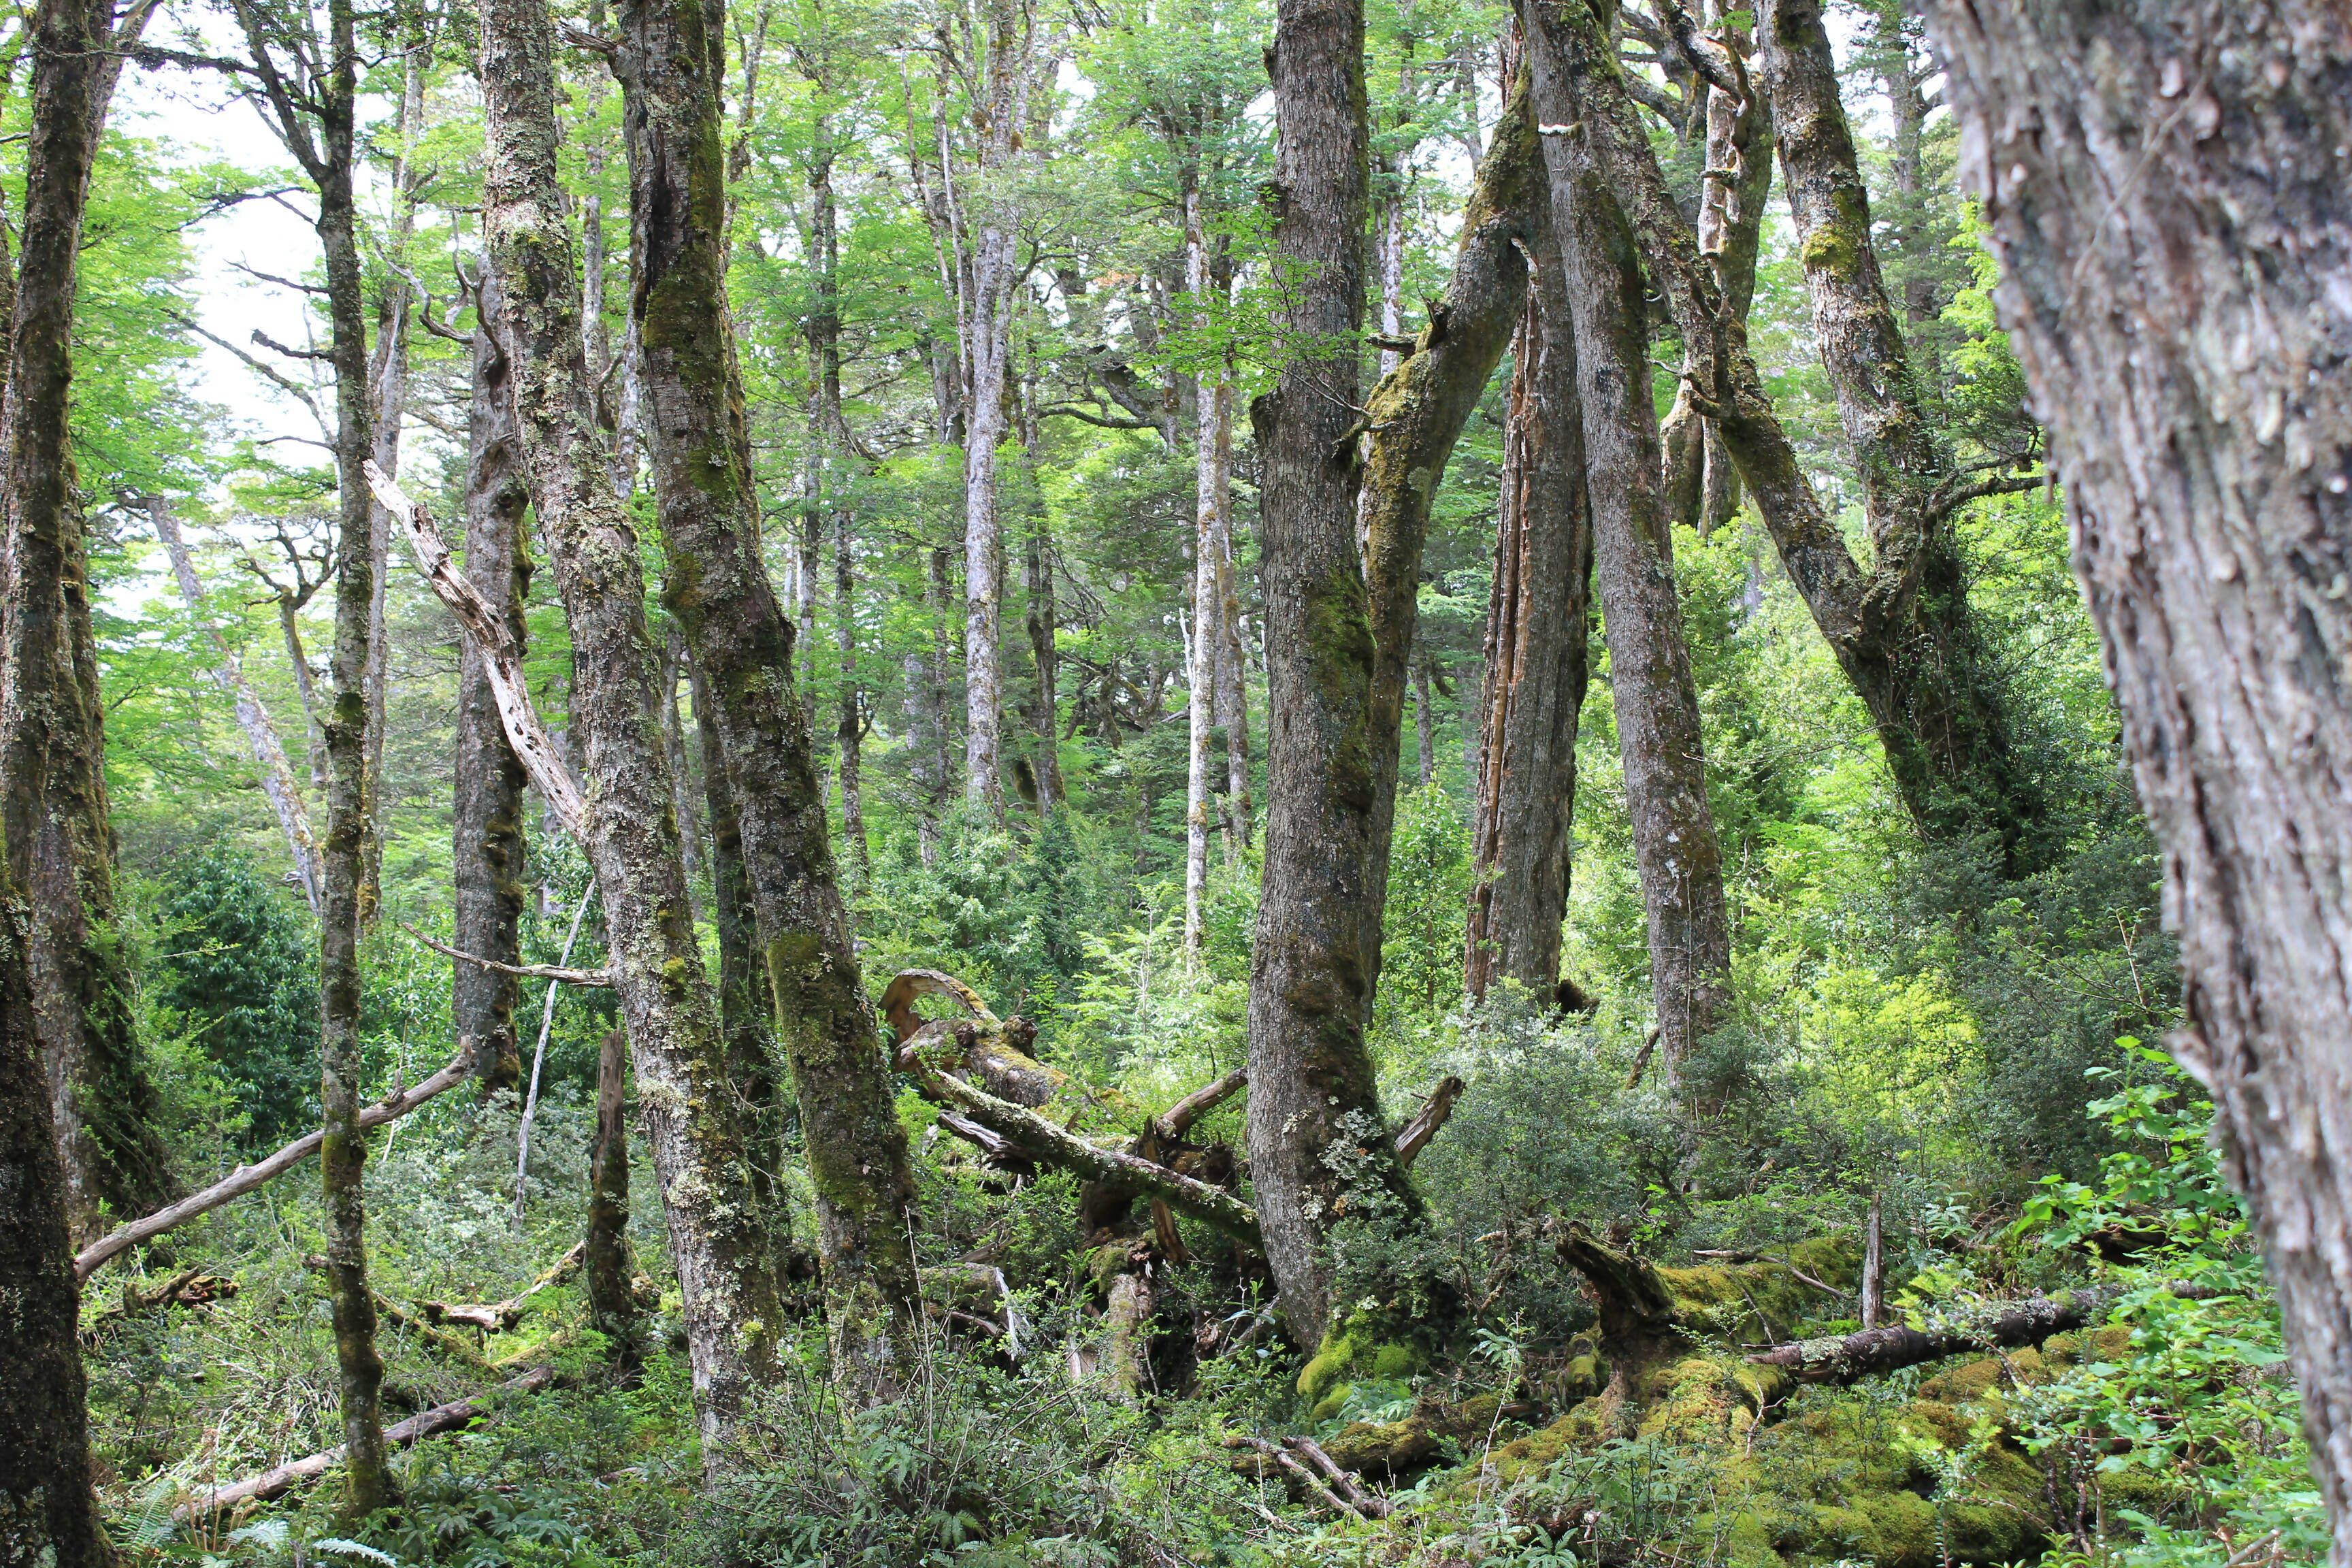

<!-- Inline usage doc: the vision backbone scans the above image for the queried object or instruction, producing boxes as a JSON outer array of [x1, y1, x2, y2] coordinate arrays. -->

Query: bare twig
[[402, 921, 611, 986]]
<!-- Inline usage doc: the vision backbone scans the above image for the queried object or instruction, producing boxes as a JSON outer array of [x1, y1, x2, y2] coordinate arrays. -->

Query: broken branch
[[1390, 1075, 1464, 1169], [77, 1055, 470, 1281], [365, 460, 589, 838]]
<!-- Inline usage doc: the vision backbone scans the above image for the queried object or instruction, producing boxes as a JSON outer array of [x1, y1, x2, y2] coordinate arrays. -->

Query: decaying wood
[[83, 1268, 240, 1335], [1154, 1068, 1246, 1142], [1747, 1292, 2100, 1385], [364, 459, 588, 838], [1224, 1433, 1369, 1520], [914, 1063, 1260, 1244], [402, 923, 612, 987], [423, 1241, 585, 1334], [1390, 1076, 1464, 1169], [1286, 1435, 1395, 1518], [75, 1056, 470, 1281], [172, 1365, 557, 1520]]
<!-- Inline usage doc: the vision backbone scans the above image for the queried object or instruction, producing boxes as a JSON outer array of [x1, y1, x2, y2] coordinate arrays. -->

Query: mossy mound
[[1656, 1235, 1861, 1343]]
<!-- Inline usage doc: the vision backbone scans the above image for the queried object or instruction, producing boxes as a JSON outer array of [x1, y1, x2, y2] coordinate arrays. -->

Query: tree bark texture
[[1243, 0, 1399, 1348], [1526, 31, 1731, 1081], [454, 268, 532, 1097], [1920, 0, 2352, 1549], [477, 0, 789, 1453], [614, 0, 921, 1374], [1, 0, 172, 1251], [1467, 184, 1594, 1004], [151, 499, 323, 915], [1526, 0, 2038, 870], [1183, 176, 1230, 956], [0, 1, 124, 1558]]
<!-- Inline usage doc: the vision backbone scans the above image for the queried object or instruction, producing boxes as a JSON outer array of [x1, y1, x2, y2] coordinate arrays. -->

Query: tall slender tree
[[474, 0, 791, 1451], [612, 0, 924, 1373]]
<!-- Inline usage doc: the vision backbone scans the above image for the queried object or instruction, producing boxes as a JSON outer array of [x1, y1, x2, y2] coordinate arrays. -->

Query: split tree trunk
[[0, 0, 130, 1557], [613, 0, 921, 1376], [1921, 0, 2352, 1548], [1526, 8, 1732, 1085], [453, 268, 531, 1096], [1467, 176, 1594, 1004], [477, 0, 789, 1454]]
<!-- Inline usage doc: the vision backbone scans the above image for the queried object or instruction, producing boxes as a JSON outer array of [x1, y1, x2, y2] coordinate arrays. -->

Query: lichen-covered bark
[[1467, 169, 1594, 1003], [1183, 174, 1230, 956], [1243, 0, 1382, 1349], [0, 2, 128, 1559], [478, 0, 788, 1454], [1919, 0, 2352, 1546], [1527, 53, 1732, 1082], [453, 268, 531, 1096], [612, 0, 919, 1378]]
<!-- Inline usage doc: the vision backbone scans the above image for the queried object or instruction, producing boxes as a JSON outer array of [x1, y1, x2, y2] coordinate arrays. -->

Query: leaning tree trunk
[[478, 0, 789, 1456], [1759, 0, 2044, 871], [0, 0, 129, 1558], [1, 0, 171, 1249], [452, 268, 531, 1096], [1529, 46, 1732, 1084], [1920, 0, 2352, 1550], [613, 0, 921, 1379], [1467, 174, 1594, 1005]]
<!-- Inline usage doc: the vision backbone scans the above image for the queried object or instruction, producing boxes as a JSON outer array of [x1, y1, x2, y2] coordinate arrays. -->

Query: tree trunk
[[1920, 0, 2352, 1548], [453, 267, 531, 1097], [687, 653, 797, 1298], [0, 0, 131, 1556], [1021, 521, 1064, 813], [1527, 0, 2043, 871], [1411, 657, 1436, 787], [1467, 204, 1593, 1004], [1758, 0, 2044, 870], [808, 135, 870, 871], [358, 41, 426, 931], [478, 0, 790, 1454], [613, 0, 921, 1377], [1245, 0, 1388, 1348], [925, 544, 957, 849], [1183, 172, 1226, 956], [0, 0, 172, 1252], [657, 627, 706, 904], [584, 1026, 638, 1363], [1528, 16, 1732, 1088]]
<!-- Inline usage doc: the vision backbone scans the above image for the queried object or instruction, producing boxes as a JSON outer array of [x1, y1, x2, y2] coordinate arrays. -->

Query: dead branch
[[76, 1056, 470, 1281], [1154, 1068, 1246, 1141], [365, 460, 589, 838], [913, 1062, 1260, 1245], [1390, 1075, 1465, 1169], [425, 1240, 587, 1333], [1746, 1292, 2106, 1384], [882, 967, 998, 1041], [1284, 1436, 1394, 1518], [172, 1366, 557, 1520], [1223, 1434, 1368, 1520], [402, 922, 612, 986], [83, 1269, 240, 1337]]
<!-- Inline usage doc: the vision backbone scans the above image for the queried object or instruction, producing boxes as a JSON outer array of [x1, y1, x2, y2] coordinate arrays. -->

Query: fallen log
[[1747, 1292, 2099, 1384], [913, 1063, 1262, 1245], [173, 1365, 557, 1520], [424, 1240, 586, 1333], [77, 1055, 471, 1281]]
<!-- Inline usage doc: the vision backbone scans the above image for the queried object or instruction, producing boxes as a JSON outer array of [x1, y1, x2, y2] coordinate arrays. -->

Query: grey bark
[[1921, 0, 2352, 1548], [476, 0, 789, 1453]]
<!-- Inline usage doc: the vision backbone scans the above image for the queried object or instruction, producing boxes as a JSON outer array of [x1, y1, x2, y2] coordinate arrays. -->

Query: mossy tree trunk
[[584, 1026, 639, 1365], [1526, 0, 2045, 875], [3, 0, 172, 1250], [1921, 0, 2352, 1547], [477, 0, 790, 1455], [226, 0, 392, 1516], [1525, 29, 1733, 1083], [0, 0, 133, 1559], [453, 266, 531, 1097], [1467, 132, 1595, 1005], [610, 0, 921, 1379]]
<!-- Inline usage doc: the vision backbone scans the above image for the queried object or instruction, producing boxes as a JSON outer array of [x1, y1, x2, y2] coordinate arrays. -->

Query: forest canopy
[[1, 1, 2347, 1567]]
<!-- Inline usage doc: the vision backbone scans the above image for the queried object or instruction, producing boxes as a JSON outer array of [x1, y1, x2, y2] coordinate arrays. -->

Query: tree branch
[[402, 922, 612, 986]]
